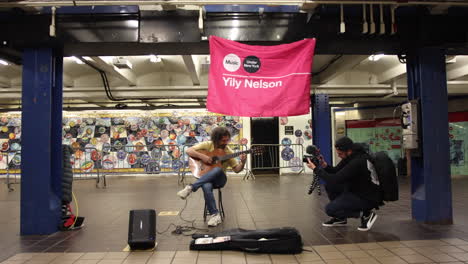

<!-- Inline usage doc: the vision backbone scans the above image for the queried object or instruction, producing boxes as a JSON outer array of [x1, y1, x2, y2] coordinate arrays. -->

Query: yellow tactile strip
[[2, 238, 468, 264]]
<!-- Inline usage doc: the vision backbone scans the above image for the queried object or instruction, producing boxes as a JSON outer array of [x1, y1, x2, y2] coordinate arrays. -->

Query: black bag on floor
[[190, 227, 303, 254], [128, 209, 156, 250]]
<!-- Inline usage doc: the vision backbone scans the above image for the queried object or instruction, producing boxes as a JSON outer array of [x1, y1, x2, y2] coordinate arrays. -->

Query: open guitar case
[[190, 227, 303, 254]]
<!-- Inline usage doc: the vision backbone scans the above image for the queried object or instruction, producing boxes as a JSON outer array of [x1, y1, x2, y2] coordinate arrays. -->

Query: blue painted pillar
[[406, 48, 452, 224], [312, 94, 332, 163], [21, 48, 63, 235]]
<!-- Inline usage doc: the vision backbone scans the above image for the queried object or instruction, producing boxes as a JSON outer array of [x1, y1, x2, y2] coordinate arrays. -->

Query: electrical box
[[401, 101, 419, 149]]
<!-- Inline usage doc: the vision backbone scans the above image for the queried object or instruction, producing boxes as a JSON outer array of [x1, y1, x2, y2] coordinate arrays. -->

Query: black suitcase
[[190, 227, 303, 254], [128, 209, 156, 250]]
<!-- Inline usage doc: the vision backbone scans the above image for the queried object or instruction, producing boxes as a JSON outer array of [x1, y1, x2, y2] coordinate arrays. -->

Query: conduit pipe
[[49, 6, 56, 37], [382, 80, 399, 99], [379, 4, 385, 35], [362, 4, 368, 34], [390, 5, 396, 34], [340, 4, 345, 34], [369, 4, 375, 34]]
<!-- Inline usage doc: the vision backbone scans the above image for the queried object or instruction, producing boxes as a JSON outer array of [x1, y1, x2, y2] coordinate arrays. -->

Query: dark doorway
[[250, 117, 279, 174]]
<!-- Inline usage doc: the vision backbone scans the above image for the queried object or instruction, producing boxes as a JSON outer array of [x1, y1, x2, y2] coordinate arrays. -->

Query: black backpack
[[370, 151, 399, 202]]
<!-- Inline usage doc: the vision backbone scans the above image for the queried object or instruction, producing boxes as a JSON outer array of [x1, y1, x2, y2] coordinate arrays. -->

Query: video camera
[[302, 145, 322, 166]]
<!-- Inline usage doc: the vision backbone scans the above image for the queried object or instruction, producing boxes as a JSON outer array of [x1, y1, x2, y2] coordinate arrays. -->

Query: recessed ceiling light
[[149, 54, 161, 63]]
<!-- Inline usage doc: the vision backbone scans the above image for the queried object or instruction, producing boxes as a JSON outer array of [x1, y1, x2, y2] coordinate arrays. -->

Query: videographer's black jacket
[[313, 144, 381, 203]]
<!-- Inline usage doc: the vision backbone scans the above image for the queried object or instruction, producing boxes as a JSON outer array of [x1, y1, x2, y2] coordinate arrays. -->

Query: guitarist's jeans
[[191, 167, 227, 215]]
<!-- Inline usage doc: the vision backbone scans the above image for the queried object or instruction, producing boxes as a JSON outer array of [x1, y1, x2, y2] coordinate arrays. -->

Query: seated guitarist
[[177, 127, 247, 227]]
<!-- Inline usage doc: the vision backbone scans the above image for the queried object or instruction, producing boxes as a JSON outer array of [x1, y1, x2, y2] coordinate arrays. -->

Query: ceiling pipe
[[382, 80, 398, 99], [390, 5, 397, 35], [379, 4, 385, 35], [49, 6, 56, 37], [340, 4, 346, 34], [369, 4, 376, 35], [2, 1, 468, 7], [198, 6, 204, 36], [3, 81, 468, 91]]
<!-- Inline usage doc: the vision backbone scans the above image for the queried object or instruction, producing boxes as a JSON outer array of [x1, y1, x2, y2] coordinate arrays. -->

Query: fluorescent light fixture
[[71, 56, 84, 64], [368, 54, 385, 61], [231, 19, 240, 27], [113, 57, 132, 69], [149, 54, 161, 63], [0, 59, 8, 66], [126, 20, 139, 28], [336, 111, 346, 116], [229, 28, 239, 40], [101, 56, 114, 64]]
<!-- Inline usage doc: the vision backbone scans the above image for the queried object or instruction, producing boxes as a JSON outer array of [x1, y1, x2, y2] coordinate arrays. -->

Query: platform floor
[[1, 174, 468, 263]]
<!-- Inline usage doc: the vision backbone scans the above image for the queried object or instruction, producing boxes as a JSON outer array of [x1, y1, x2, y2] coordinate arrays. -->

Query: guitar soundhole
[[212, 157, 219, 164]]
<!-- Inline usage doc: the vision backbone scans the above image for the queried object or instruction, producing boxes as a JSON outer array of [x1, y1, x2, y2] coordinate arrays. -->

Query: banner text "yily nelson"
[[223, 77, 282, 89]]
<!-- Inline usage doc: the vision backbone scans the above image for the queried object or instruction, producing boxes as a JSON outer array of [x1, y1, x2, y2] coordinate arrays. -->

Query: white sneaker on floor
[[207, 213, 222, 227], [177, 185, 193, 199]]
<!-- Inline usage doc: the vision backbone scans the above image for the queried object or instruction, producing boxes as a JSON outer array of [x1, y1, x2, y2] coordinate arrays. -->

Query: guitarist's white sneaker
[[207, 213, 222, 227], [177, 185, 193, 199]]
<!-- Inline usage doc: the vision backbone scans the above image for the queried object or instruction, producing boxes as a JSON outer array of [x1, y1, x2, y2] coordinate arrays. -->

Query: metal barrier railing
[[178, 144, 254, 185], [98, 143, 183, 180], [70, 146, 106, 188], [2, 142, 263, 191], [250, 144, 304, 174], [1, 151, 21, 192]]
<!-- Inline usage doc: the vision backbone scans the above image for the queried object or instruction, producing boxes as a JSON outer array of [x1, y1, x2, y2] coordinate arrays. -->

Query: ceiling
[[1, 53, 468, 111], [1, 1, 468, 111]]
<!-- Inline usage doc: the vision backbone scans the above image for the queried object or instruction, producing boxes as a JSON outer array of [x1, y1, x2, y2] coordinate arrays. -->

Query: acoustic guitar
[[188, 147, 262, 178]]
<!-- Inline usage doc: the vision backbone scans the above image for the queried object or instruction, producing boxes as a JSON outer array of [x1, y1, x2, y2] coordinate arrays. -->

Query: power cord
[[156, 198, 209, 236], [72, 191, 79, 227]]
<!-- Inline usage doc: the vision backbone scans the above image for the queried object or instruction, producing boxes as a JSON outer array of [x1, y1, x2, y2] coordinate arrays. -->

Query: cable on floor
[[156, 198, 209, 236]]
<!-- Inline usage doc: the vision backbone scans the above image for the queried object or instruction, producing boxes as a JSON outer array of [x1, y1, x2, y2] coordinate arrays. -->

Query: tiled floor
[[2, 174, 468, 263], [3, 239, 468, 264]]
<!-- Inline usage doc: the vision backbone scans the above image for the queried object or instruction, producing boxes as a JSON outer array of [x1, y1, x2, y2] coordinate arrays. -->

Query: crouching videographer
[[305, 137, 381, 231]]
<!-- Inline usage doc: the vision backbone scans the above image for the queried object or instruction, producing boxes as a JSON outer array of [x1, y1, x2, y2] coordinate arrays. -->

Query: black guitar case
[[190, 227, 303, 254]]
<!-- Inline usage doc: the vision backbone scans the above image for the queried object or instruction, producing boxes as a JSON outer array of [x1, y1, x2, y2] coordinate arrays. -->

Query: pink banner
[[207, 36, 316, 117]]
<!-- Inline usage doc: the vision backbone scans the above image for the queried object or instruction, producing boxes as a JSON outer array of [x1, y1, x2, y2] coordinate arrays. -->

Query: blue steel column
[[51, 50, 64, 213], [21, 48, 63, 235], [406, 48, 452, 224], [312, 94, 332, 163]]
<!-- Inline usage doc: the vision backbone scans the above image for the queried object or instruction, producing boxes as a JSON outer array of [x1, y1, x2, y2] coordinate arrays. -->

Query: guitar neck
[[219, 149, 251, 162]]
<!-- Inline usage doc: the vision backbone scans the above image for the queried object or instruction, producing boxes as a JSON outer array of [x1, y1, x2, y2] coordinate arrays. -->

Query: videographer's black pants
[[325, 183, 346, 201], [325, 191, 378, 219]]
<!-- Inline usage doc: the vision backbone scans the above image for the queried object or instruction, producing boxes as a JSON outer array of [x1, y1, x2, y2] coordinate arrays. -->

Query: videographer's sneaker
[[358, 211, 378, 231], [177, 185, 193, 199], [207, 213, 222, 227], [322, 217, 347, 227]]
